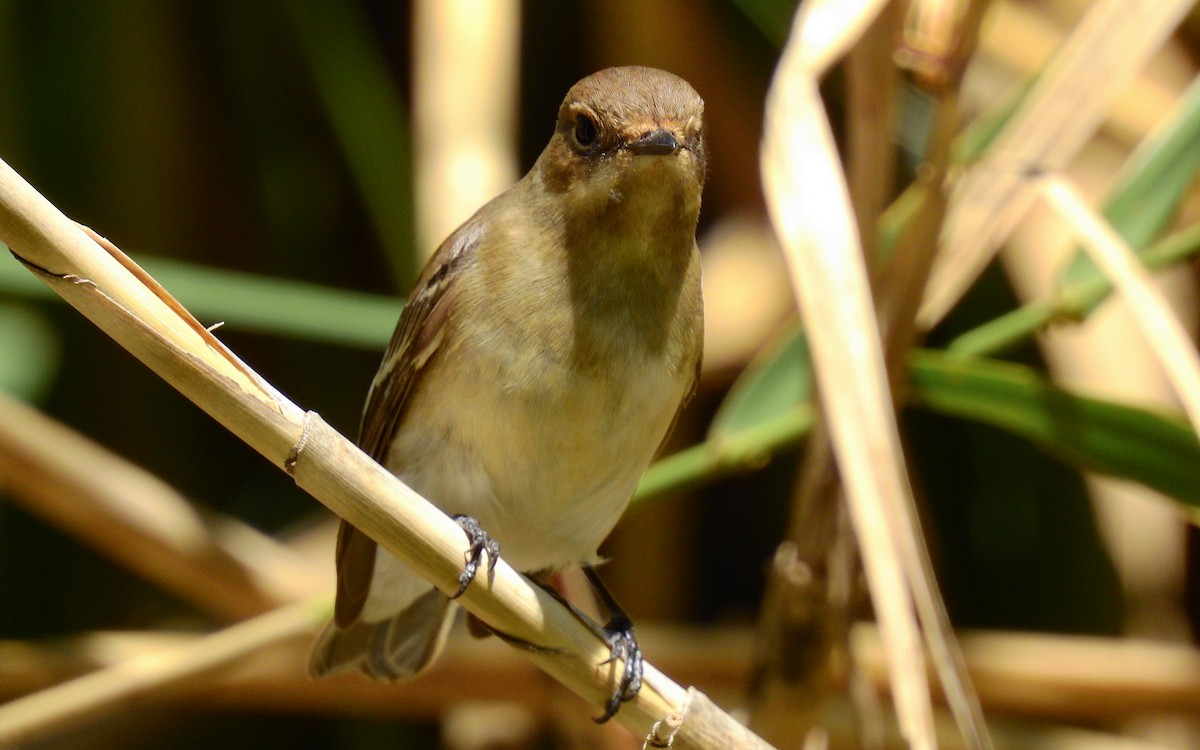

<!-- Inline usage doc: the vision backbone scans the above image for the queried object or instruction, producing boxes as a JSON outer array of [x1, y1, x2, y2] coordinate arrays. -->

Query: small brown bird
[[309, 66, 706, 720]]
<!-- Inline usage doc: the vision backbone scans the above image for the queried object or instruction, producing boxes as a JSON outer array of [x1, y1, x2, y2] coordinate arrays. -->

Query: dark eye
[[573, 114, 599, 148]]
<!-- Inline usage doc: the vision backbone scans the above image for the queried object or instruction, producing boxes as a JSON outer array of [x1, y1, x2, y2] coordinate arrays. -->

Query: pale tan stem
[[761, 1, 937, 747], [1041, 175, 1200, 435], [0, 391, 322, 620]]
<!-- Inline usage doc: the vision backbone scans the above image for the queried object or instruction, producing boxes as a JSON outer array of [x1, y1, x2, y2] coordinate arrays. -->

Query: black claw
[[594, 612, 644, 723], [583, 566, 644, 723], [450, 514, 499, 599]]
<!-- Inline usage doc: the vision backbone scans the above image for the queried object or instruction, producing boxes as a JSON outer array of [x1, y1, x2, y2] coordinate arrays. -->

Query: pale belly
[[382, 343, 689, 574]]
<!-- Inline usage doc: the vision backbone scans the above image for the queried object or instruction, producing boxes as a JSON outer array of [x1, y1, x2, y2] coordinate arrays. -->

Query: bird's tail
[[308, 590, 457, 680]]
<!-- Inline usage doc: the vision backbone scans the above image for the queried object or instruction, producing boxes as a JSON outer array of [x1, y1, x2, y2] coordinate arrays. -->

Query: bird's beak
[[625, 128, 681, 156]]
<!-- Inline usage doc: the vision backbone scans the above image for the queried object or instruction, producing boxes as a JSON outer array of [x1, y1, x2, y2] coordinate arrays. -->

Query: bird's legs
[[582, 565, 643, 723], [449, 515, 500, 598]]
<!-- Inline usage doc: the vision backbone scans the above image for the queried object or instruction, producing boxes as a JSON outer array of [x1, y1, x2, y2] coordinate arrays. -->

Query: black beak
[[626, 128, 681, 156]]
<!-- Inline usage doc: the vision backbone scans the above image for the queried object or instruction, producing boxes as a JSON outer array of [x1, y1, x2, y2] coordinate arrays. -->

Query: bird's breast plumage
[[383, 217, 700, 572]]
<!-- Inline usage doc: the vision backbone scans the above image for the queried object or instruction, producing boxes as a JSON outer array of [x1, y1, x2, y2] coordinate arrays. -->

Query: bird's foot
[[595, 611, 643, 723], [450, 514, 500, 599]]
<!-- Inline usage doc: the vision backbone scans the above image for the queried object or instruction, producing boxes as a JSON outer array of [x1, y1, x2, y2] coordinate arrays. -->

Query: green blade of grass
[[690, 323, 1200, 511], [710, 325, 813, 437], [910, 349, 1200, 510], [1, 246, 398, 350]]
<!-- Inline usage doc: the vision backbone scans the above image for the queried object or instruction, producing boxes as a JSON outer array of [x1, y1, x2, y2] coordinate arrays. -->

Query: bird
[[309, 65, 706, 722]]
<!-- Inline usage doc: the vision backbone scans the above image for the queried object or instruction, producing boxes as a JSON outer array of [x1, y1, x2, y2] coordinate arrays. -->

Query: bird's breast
[[389, 310, 692, 572]]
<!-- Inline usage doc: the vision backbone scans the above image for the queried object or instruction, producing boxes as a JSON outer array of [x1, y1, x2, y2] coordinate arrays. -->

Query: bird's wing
[[333, 218, 484, 627]]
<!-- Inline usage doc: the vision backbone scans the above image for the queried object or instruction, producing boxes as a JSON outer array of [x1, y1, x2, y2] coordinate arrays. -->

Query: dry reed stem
[[919, 0, 1193, 328], [0, 391, 322, 620], [879, 4, 995, 748], [845, 1, 900, 260], [1040, 174, 1200, 436], [0, 597, 324, 744], [413, 0, 520, 262], [0, 157, 772, 749], [854, 626, 1200, 721], [0, 624, 752, 714], [762, 1, 939, 748], [6, 625, 1198, 723], [981, 2, 1181, 146]]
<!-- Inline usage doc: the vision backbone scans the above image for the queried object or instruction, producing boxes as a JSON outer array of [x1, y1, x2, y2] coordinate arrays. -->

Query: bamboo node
[[285, 410, 317, 475], [642, 689, 691, 748]]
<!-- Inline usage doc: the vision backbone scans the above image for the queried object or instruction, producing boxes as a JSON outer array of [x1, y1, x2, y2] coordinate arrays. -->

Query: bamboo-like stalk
[[0, 160, 772, 749], [760, 1, 938, 748], [853, 626, 1200, 721]]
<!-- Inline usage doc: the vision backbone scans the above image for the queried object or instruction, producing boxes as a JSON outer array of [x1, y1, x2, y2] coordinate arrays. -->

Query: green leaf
[[710, 322, 812, 438], [137, 256, 398, 349], [704, 332, 1200, 511], [951, 75, 1036, 165], [910, 350, 1200, 509], [635, 403, 815, 505], [1, 246, 398, 350]]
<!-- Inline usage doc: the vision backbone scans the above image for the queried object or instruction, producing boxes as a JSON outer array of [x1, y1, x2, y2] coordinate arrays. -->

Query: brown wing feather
[[333, 219, 484, 627]]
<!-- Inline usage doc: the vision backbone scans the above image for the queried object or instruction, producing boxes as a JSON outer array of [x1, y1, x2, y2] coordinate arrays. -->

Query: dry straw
[[920, 0, 1194, 328], [761, 1, 945, 748]]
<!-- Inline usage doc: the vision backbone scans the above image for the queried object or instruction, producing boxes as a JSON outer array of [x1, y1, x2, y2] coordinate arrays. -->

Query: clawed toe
[[450, 515, 500, 599], [595, 614, 643, 723]]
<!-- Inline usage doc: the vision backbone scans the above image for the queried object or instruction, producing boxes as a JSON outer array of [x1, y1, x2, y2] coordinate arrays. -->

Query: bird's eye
[[573, 114, 599, 148]]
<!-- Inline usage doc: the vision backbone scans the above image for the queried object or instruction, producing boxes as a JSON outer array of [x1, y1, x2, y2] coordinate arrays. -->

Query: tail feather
[[309, 590, 457, 680]]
